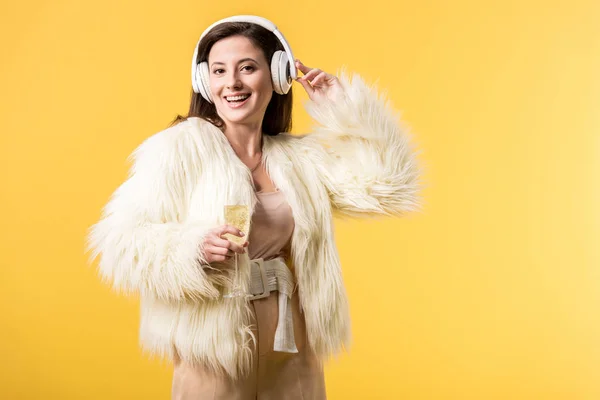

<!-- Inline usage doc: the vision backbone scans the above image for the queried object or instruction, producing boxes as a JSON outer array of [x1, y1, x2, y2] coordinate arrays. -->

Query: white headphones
[[191, 15, 298, 103]]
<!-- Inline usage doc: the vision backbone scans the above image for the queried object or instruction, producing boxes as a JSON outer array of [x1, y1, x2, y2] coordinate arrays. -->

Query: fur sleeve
[[86, 121, 221, 302], [302, 69, 423, 218]]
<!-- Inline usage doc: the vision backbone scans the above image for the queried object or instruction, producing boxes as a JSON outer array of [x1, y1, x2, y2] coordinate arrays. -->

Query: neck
[[222, 122, 263, 158]]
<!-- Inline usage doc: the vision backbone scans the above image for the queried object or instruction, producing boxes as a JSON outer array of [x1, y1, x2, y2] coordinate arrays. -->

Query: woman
[[87, 15, 421, 399]]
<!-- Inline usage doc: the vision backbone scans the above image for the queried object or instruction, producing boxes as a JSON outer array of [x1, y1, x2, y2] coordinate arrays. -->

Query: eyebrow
[[210, 58, 258, 67]]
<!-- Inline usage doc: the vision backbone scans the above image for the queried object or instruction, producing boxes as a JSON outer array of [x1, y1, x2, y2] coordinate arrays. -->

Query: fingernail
[[239, 231, 244, 236]]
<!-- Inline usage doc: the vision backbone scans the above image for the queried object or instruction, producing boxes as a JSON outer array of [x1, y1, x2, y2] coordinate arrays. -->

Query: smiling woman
[[87, 14, 422, 400], [208, 37, 274, 125], [172, 18, 294, 136]]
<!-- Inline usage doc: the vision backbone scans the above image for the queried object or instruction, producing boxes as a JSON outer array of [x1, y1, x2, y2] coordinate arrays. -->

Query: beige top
[[247, 190, 295, 262]]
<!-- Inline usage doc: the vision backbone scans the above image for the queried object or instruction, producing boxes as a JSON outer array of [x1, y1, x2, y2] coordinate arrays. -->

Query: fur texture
[[86, 70, 422, 379], [302, 68, 422, 218]]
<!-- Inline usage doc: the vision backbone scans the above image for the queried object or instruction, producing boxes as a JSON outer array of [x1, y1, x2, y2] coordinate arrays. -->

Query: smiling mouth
[[225, 94, 251, 103], [224, 93, 251, 108]]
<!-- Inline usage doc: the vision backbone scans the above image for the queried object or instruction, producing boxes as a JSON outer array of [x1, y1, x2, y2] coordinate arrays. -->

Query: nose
[[226, 70, 242, 90]]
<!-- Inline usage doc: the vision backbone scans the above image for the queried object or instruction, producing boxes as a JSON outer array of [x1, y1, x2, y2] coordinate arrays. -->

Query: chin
[[220, 108, 254, 120], [217, 107, 267, 126]]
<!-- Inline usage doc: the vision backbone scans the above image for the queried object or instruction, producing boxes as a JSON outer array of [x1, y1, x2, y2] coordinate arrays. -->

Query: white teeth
[[226, 94, 250, 101]]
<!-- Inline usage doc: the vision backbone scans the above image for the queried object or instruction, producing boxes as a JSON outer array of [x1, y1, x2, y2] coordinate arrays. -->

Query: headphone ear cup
[[198, 62, 213, 103], [271, 50, 291, 95]]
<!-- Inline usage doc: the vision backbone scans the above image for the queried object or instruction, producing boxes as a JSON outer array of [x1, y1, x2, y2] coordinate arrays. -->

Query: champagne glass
[[222, 205, 250, 298]]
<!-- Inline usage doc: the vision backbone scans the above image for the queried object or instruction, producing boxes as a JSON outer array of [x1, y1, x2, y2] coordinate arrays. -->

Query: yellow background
[[1, 0, 599, 398]]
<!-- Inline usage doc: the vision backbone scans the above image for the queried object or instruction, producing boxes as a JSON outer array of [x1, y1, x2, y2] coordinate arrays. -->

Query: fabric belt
[[247, 257, 298, 353]]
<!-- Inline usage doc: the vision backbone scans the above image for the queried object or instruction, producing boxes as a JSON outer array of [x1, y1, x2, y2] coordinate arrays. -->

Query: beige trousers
[[171, 290, 327, 400]]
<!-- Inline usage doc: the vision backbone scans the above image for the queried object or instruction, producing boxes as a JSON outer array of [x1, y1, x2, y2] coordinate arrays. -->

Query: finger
[[205, 247, 225, 262], [296, 77, 314, 95], [209, 236, 246, 254], [294, 60, 322, 82], [206, 245, 226, 256], [295, 59, 311, 74], [218, 239, 244, 254], [228, 242, 246, 254], [212, 246, 234, 257], [299, 68, 322, 83], [309, 72, 327, 87], [219, 225, 245, 238], [207, 236, 230, 248]]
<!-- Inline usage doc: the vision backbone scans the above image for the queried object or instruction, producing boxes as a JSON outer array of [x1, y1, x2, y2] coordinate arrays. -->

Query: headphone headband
[[191, 15, 297, 94]]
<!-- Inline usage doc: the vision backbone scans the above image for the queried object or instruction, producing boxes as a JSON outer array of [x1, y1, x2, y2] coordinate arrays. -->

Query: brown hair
[[170, 22, 293, 136]]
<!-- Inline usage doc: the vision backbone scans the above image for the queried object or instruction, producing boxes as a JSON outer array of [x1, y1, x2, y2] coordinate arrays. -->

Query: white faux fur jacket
[[87, 70, 421, 379]]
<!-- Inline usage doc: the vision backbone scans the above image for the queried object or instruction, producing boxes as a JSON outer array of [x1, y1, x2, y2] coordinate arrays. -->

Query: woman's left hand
[[294, 60, 345, 104]]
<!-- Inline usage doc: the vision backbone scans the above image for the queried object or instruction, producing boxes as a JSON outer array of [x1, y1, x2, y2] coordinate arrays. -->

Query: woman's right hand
[[201, 225, 248, 264]]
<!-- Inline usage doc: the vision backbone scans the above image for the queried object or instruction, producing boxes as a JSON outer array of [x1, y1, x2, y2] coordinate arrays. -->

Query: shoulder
[[128, 117, 220, 175], [128, 118, 220, 177]]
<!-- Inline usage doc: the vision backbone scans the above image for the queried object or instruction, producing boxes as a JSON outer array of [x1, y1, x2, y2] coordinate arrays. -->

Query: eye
[[212, 68, 224, 75], [242, 65, 255, 72]]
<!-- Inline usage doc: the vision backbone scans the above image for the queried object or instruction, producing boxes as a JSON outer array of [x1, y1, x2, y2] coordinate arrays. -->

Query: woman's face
[[207, 35, 273, 130]]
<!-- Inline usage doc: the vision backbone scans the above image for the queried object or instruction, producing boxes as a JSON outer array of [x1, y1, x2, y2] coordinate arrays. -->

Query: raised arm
[[296, 64, 423, 218], [86, 120, 222, 302]]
